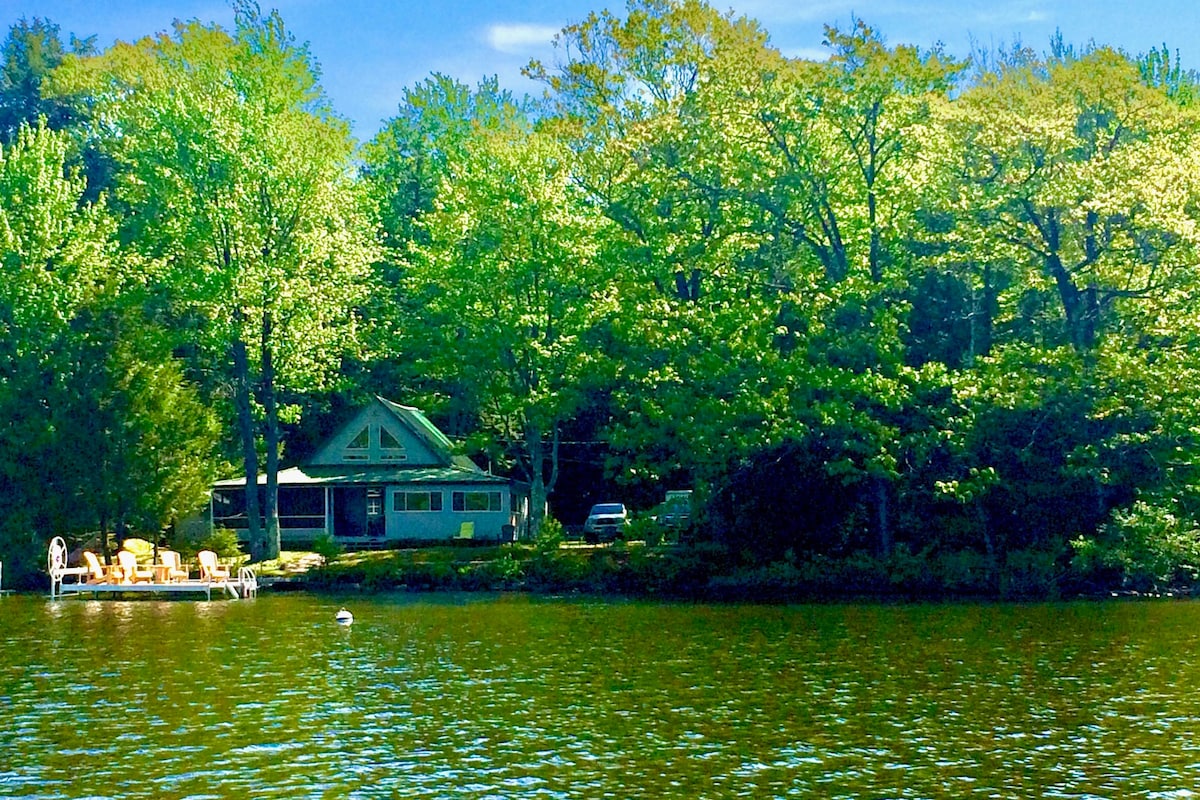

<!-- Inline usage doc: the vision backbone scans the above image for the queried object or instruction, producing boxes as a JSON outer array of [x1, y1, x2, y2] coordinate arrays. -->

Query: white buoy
[[335, 608, 353, 626]]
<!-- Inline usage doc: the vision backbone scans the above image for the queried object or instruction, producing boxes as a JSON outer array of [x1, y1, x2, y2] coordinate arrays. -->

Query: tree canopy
[[4, 0, 1200, 596]]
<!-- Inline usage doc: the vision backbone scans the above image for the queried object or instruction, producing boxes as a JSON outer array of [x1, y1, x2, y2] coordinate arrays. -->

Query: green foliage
[[1000, 548, 1064, 600], [362, 74, 523, 249], [3, 4, 1200, 597], [0, 535, 45, 590], [462, 552, 524, 589], [0, 122, 220, 581], [404, 120, 620, 533], [52, 6, 378, 561], [1137, 44, 1199, 105], [623, 516, 661, 545], [0, 17, 95, 144], [524, 547, 592, 591], [707, 433, 870, 561], [534, 517, 565, 552], [1073, 500, 1200, 591], [201, 528, 243, 560], [311, 534, 343, 564]]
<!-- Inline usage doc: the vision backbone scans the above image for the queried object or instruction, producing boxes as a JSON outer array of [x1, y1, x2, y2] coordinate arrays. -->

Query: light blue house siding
[[386, 484, 511, 540], [209, 397, 528, 546]]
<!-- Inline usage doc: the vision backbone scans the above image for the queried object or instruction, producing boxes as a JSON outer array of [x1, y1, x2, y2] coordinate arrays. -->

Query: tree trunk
[[524, 421, 560, 539], [875, 477, 891, 556], [261, 310, 280, 561], [979, 501, 999, 592], [99, 513, 110, 561], [527, 424, 546, 538], [1039, 210, 1097, 352], [866, 128, 882, 284], [231, 332, 262, 556], [867, 192, 882, 284]]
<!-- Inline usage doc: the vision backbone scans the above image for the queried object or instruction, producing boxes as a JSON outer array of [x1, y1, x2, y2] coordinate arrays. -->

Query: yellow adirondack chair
[[158, 550, 190, 582], [456, 521, 475, 541], [116, 549, 153, 583], [197, 550, 231, 582], [82, 551, 117, 584]]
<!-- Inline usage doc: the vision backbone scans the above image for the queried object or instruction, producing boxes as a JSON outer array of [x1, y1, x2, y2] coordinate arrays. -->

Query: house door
[[332, 488, 367, 538], [366, 488, 385, 538]]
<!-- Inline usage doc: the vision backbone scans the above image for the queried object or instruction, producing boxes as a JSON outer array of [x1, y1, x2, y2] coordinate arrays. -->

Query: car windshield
[[590, 504, 625, 515]]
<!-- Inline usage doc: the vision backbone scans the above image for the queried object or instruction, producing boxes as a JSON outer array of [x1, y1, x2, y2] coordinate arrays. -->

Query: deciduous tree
[[54, 4, 377, 560]]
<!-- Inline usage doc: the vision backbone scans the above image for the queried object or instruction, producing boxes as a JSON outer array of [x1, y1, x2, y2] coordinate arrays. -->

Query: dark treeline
[[3, 1, 1200, 596]]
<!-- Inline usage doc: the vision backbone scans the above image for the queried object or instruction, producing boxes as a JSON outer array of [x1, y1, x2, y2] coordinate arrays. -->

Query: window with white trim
[[344, 427, 370, 461], [379, 426, 407, 462], [394, 491, 443, 512], [366, 488, 383, 516], [452, 491, 503, 512]]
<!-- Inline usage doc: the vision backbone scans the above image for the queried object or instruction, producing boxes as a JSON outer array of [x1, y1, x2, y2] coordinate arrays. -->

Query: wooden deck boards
[[53, 574, 258, 599], [60, 580, 222, 598]]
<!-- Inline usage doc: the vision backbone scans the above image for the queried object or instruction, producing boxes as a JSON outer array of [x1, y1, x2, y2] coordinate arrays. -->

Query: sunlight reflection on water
[[4, 595, 1200, 797]]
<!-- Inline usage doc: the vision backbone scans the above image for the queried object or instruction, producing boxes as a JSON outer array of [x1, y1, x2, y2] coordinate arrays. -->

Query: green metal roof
[[214, 465, 512, 488], [374, 396, 480, 471], [214, 397, 512, 490]]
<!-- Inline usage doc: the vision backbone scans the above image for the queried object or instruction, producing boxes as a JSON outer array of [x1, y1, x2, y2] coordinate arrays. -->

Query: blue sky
[[3, 0, 1196, 140]]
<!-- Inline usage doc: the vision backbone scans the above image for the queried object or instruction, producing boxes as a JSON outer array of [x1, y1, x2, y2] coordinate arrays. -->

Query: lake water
[[3, 593, 1200, 798]]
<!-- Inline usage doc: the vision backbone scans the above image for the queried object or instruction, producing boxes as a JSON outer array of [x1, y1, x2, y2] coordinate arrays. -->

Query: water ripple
[[6, 596, 1200, 796]]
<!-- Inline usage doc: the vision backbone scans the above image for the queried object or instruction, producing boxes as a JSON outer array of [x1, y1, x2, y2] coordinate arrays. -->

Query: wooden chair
[[456, 521, 475, 541], [197, 550, 231, 582], [158, 550, 190, 582], [82, 551, 118, 584], [116, 549, 153, 583]]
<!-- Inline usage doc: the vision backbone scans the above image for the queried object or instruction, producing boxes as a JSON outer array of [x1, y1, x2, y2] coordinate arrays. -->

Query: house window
[[379, 426, 407, 462], [344, 427, 370, 461], [394, 491, 443, 512], [452, 491, 502, 512], [366, 488, 383, 516]]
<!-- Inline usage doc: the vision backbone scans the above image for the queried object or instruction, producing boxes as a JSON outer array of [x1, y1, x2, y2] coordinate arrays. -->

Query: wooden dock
[[48, 537, 258, 600], [53, 570, 258, 600]]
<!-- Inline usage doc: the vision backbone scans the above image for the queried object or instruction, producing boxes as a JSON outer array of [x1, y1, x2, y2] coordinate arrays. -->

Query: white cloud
[[973, 2, 1052, 26], [485, 23, 561, 54]]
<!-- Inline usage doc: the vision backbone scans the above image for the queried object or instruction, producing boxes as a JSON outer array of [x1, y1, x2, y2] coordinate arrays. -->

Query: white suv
[[583, 503, 628, 543]]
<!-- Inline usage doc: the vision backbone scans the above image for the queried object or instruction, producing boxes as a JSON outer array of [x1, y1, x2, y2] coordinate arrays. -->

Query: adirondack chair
[[116, 549, 153, 583], [197, 550, 231, 582], [82, 551, 118, 584], [158, 550, 190, 582]]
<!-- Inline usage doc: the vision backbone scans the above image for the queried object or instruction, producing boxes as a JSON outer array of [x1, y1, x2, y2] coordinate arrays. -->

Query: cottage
[[203, 397, 528, 547]]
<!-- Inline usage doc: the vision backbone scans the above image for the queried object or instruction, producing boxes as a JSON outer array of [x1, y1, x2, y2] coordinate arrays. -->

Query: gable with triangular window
[[343, 427, 370, 461], [310, 398, 450, 467], [379, 425, 407, 462]]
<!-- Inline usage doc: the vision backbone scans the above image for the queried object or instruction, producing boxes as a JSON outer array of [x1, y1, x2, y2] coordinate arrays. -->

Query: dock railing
[[48, 536, 88, 597]]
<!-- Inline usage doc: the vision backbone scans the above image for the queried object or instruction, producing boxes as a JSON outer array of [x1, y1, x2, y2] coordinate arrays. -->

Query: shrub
[[930, 549, 995, 595], [312, 534, 343, 565], [535, 517, 564, 552], [0, 535, 45, 590], [202, 528, 243, 559], [525, 549, 590, 591], [1001, 547, 1063, 599], [705, 433, 869, 561], [1072, 499, 1200, 592], [462, 552, 524, 589]]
